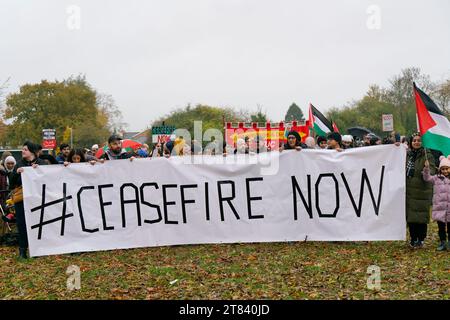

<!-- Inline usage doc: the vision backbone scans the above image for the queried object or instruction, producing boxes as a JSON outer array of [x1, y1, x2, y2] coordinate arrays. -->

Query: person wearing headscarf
[[341, 135, 354, 149], [406, 133, 436, 248], [304, 136, 317, 149], [0, 155, 16, 204]]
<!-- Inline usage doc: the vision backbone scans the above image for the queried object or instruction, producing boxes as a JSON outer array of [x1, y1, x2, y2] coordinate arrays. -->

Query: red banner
[[225, 121, 310, 150], [42, 139, 57, 149]]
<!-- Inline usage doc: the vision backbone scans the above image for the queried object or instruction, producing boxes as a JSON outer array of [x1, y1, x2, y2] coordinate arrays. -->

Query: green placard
[[151, 126, 176, 135]]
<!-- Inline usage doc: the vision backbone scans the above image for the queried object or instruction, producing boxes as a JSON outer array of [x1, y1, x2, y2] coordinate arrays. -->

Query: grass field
[[0, 223, 448, 300]]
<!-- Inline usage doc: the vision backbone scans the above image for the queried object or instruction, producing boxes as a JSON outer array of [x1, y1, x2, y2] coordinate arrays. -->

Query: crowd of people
[[0, 129, 448, 258]]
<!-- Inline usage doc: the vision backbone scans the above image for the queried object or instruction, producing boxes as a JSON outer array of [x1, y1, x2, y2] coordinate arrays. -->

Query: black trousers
[[408, 223, 427, 243], [437, 221, 450, 241], [14, 201, 28, 250]]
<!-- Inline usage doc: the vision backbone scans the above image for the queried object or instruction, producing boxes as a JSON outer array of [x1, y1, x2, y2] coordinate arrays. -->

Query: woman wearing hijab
[[406, 133, 436, 248], [0, 155, 16, 205]]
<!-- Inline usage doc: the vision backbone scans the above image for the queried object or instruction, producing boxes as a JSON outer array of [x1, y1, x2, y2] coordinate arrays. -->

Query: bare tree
[[431, 79, 450, 116], [0, 77, 10, 106], [96, 93, 128, 133]]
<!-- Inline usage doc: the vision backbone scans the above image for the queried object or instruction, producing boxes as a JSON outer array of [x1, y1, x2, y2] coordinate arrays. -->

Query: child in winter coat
[[423, 155, 450, 251]]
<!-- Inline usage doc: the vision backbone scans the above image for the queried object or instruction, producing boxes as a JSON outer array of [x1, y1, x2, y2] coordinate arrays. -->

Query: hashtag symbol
[[30, 183, 74, 240]]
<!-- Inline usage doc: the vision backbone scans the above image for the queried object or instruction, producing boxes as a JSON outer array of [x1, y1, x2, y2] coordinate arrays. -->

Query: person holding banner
[[63, 148, 99, 166], [326, 132, 343, 151], [316, 136, 328, 149], [341, 135, 354, 149], [304, 136, 317, 149], [9, 141, 47, 258], [406, 133, 436, 248], [56, 143, 71, 164], [99, 135, 135, 161], [280, 131, 306, 151]]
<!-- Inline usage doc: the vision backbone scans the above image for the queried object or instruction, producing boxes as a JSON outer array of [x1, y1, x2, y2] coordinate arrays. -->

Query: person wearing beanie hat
[[326, 132, 343, 151], [91, 144, 99, 156], [423, 155, 450, 251], [9, 141, 48, 259], [438, 155, 450, 170], [281, 131, 307, 151], [99, 135, 135, 161], [341, 135, 354, 149], [316, 136, 328, 149]]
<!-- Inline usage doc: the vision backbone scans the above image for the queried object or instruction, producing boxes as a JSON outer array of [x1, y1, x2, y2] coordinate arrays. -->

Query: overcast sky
[[1, 0, 449, 131]]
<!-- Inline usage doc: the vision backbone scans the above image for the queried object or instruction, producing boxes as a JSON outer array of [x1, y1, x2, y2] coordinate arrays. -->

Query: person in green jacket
[[406, 133, 436, 248]]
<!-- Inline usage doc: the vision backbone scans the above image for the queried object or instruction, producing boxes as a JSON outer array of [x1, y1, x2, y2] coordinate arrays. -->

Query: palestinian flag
[[414, 82, 450, 156], [332, 121, 340, 133], [308, 103, 333, 137]]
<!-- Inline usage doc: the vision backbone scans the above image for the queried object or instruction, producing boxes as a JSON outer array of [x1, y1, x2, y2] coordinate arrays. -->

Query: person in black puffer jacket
[[9, 141, 48, 259]]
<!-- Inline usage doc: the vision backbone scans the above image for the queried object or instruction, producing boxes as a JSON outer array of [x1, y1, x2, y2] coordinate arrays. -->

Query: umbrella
[[95, 139, 142, 158], [347, 127, 374, 139]]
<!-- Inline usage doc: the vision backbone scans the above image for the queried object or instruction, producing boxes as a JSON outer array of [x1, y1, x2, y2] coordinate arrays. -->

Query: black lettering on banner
[[180, 184, 198, 224], [98, 184, 115, 230], [120, 183, 141, 228], [162, 184, 178, 224], [77, 186, 99, 233], [205, 182, 210, 221], [291, 175, 313, 220], [315, 174, 340, 218], [341, 166, 385, 217], [217, 180, 240, 221], [246, 177, 264, 219], [140, 183, 162, 224], [30, 183, 74, 239]]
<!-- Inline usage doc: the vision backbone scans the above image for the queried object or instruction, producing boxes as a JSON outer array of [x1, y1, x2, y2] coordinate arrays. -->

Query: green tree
[[0, 78, 10, 147], [2, 76, 121, 148], [152, 104, 248, 145], [250, 105, 268, 123], [326, 68, 448, 137], [284, 103, 304, 122]]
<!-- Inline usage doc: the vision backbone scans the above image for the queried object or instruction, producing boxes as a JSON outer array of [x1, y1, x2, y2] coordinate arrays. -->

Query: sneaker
[[437, 241, 447, 251], [416, 240, 424, 248]]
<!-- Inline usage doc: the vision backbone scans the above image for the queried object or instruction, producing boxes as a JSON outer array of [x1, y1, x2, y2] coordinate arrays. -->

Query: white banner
[[22, 145, 406, 257]]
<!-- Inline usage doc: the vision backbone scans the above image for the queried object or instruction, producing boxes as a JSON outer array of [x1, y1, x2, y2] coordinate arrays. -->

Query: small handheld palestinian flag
[[332, 121, 340, 133], [308, 103, 333, 137], [413, 82, 450, 156]]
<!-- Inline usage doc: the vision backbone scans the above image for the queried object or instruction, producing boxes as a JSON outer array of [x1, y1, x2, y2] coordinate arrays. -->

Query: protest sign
[[22, 145, 406, 257]]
